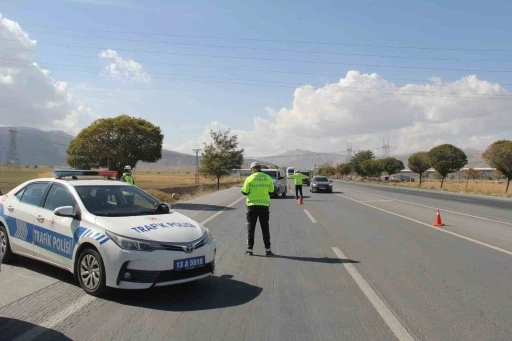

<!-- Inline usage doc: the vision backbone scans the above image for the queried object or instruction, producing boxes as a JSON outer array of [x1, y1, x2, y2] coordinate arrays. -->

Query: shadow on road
[[108, 274, 262, 311], [4, 256, 75, 284], [171, 203, 235, 212], [0, 317, 73, 341], [252, 254, 359, 264]]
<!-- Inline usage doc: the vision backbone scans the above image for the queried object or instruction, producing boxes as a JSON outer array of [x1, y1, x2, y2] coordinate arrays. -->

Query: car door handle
[[7, 206, 14, 212], [36, 215, 45, 223]]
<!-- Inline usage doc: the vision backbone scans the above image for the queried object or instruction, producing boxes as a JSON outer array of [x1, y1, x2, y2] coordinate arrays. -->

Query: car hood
[[94, 211, 206, 243]]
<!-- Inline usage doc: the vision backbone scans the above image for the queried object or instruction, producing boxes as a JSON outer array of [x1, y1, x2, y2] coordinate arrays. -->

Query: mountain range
[[0, 127, 490, 170]]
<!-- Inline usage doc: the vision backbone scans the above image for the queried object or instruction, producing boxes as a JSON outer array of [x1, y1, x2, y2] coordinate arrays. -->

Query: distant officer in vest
[[121, 165, 135, 204], [241, 162, 275, 256], [287, 169, 309, 200]]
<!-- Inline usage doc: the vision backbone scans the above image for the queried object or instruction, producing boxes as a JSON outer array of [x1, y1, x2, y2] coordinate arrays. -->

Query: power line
[[18, 24, 512, 52], [2, 44, 512, 73], [2, 61, 512, 99], [3, 38, 512, 64]]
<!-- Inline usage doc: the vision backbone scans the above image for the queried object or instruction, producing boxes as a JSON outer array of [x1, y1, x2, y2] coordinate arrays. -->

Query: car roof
[[27, 178, 127, 187]]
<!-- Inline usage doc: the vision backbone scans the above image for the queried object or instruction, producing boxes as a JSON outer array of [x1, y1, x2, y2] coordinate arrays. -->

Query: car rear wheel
[[77, 248, 107, 297], [0, 225, 15, 263]]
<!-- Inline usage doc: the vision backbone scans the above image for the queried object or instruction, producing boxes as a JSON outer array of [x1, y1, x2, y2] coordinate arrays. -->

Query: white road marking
[[360, 199, 392, 203], [200, 196, 245, 226], [338, 194, 512, 257], [13, 294, 96, 341], [343, 188, 512, 227], [303, 209, 317, 223], [331, 246, 416, 341]]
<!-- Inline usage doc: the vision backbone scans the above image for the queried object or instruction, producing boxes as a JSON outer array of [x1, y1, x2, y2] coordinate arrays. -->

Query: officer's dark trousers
[[295, 185, 303, 199], [246, 205, 271, 250]]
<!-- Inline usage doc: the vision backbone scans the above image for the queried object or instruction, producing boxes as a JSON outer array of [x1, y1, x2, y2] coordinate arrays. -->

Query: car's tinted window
[[15, 188, 25, 201], [19, 183, 48, 206], [74, 185, 163, 216], [43, 184, 77, 211], [314, 176, 328, 182]]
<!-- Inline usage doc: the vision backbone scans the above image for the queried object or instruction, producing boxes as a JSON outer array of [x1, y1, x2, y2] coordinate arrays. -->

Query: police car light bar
[[53, 169, 118, 179]]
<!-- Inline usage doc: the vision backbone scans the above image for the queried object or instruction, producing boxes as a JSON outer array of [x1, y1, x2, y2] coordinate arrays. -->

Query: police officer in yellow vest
[[287, 169, 309, 200], [121, 165, 135, 204], [241, 162, 274, 256]]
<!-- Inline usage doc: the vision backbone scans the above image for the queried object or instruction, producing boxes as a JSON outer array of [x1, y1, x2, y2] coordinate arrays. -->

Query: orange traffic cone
[[298, 196, 304, 205], [433, 209, 445, 227]]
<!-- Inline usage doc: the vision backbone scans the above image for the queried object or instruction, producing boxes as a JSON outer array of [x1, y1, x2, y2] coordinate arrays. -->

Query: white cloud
[[0, 13, 97, 135], [175, 71, 512, 157], [99, 49, 151, 83]]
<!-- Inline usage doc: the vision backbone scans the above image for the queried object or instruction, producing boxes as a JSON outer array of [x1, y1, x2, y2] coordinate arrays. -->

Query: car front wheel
[[77, 248, 107, 297], [0, 225, 14, 263]]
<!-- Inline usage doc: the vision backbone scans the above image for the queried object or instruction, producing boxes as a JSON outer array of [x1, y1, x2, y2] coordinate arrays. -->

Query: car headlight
[[105, 230, 161, 252], [312, 183, 317, 186], [329, 183, 333, 186], [205, 227, 214, 244]]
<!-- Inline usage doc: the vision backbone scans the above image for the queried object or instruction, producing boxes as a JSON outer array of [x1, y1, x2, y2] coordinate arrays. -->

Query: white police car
[[0, 170, 216, 296]]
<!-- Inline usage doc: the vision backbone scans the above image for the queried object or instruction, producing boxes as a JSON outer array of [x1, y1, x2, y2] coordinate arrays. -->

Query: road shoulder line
[[337, 194, 512, 257], [343, 188, 512, 227], [331, 246, 416, 341], [200, 196, 245, 225]]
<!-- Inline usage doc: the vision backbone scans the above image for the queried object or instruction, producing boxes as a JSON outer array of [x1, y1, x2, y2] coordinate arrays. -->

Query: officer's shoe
[[245, 249, 253, 256], [265, 249, 274, 256]]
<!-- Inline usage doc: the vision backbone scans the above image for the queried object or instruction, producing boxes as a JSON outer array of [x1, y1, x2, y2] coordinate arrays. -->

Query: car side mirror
[[54, 206, 81, 220]]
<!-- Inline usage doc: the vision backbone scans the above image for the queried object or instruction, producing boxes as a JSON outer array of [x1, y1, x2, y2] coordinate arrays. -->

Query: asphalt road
[[1, 182, 512, 341]]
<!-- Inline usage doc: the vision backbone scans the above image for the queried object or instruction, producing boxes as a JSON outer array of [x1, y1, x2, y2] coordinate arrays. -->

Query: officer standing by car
[[121, 165, 136, 204], [287, 169, 309, 200], [241, 162, 274, 256]]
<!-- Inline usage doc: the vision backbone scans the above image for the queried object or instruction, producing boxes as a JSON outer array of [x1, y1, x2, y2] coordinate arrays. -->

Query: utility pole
[[192, 149, 202, 184], [6, 127, 20, 170], [382, 137, 391, 157], [346, 142, 353, 162]]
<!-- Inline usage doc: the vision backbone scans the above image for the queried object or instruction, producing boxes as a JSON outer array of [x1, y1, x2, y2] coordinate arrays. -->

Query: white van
[[261, 168, 287, 198]]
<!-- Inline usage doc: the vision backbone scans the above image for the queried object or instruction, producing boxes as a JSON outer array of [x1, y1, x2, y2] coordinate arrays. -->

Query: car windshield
[[74, 185, 166, 217], [261, 170, 277, 179], [314, 176, 329, 182]]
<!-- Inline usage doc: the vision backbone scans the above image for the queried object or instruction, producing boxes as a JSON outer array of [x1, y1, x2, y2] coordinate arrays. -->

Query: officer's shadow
[[251, 254, 359, 264]]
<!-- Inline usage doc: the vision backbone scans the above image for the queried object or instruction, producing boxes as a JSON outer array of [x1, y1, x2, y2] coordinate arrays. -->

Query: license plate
[[319, 186, 325, 189], [174, 256, 205, 270]]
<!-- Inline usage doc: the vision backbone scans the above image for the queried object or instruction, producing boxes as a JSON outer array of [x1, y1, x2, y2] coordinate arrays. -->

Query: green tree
[[427, 144, 468, 189], [337, 163, 352, 179], [464, 168, 481, 190], [380, 157, 405, 176], [350, 150, 375, 176], [360, 160, 383, 177], [482, 140, 512, 193], [66, 114, 164, 176], [199, 129, 244, 190], [318, 163, 336, 176], [408, 151, 431, 186]]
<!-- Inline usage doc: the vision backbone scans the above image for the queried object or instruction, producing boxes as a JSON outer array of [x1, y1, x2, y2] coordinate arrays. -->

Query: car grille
[[158, 234, 206, 252], [156, 262, 214, 283], [120, 262, 214, 284]]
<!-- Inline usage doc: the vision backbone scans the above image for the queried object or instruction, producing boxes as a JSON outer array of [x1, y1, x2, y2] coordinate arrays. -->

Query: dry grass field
[[356, 179, 512, 198], [0, 166, 241, 202]]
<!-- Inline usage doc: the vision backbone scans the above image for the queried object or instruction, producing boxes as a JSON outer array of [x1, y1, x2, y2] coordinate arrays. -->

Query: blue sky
[[0, 0, 511, 157]]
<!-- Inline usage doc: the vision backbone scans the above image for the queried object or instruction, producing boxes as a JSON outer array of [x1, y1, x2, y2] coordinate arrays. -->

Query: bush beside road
[[338, 177, 512, 198]]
